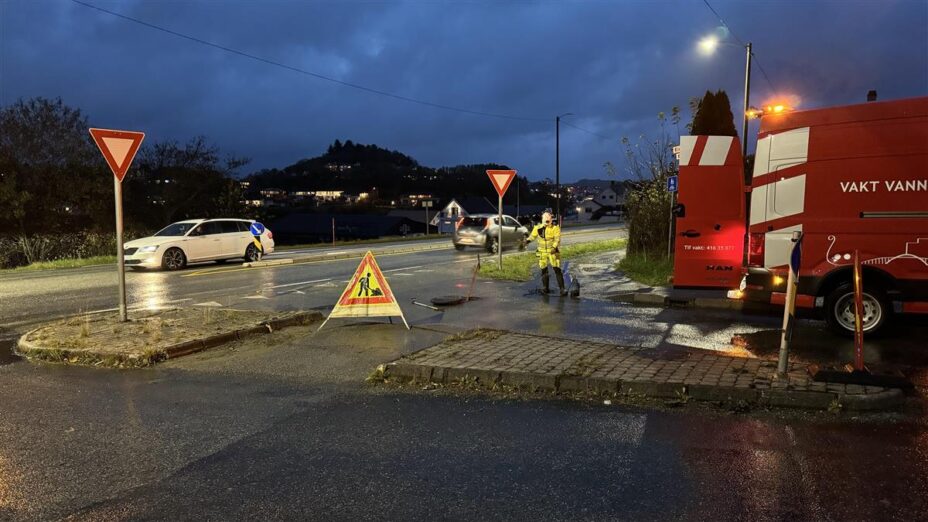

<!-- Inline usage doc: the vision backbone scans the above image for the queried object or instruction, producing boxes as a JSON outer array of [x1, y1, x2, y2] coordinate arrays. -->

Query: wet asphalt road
[[1, 321, 926, 521], [2, 224, 928, 520]]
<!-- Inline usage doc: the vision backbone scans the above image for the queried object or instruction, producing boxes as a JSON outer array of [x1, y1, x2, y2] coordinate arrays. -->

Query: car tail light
[[484, 218, 491, 230], [455, 217, 464, 231], [748, 233, 765, 266]]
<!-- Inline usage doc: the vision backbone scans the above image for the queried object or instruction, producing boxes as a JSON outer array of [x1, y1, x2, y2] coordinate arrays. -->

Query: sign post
[[777, 230, 803, 378], [89, 128, 145, 323], [249, 222, 266, 262], [666, 175, 678, 258], [422, 200, 433, 235], [486, 169, 517, 269]]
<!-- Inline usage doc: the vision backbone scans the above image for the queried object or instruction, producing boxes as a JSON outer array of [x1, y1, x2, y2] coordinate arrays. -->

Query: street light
[[697, 35, 752, 160], [555, 112, 573, 223]]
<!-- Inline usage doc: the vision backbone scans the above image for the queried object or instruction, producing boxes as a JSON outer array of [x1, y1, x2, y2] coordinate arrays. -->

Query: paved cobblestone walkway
[[383, 329, 902, 411]]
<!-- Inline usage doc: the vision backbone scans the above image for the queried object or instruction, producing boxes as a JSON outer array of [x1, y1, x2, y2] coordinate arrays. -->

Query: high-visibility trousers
[[537, 251, 561, 269]]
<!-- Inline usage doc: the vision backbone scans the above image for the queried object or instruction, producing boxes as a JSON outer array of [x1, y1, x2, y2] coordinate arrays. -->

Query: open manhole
[[430, 295, 475, 306]]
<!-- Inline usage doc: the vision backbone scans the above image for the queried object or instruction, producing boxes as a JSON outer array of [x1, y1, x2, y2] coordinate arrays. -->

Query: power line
[[701, 0, 777, 94], [560, 120, 614, 141], [70, 0, 548, 122]]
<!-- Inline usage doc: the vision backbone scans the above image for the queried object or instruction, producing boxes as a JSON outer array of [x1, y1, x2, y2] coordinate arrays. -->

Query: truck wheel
[[824, 283, 890, 337], [161, 248, 186, 271]]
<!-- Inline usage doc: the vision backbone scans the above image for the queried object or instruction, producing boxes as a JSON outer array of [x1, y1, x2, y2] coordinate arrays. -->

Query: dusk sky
[[2, 0, 926, 182]]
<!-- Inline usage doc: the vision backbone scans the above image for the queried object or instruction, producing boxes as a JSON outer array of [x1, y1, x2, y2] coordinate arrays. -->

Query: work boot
[[554, 267, 566, 296], [541, 268, 550, 294]]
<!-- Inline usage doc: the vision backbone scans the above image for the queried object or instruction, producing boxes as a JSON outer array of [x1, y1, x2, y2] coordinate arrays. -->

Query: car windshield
[[154, 222, 199, 236]]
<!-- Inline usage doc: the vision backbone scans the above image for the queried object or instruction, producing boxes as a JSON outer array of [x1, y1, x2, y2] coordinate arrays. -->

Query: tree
[[616, 109, 680, 256], [0, 97, 110, 234], [689, 90, 737, 137], [126, 137, 248, 229]]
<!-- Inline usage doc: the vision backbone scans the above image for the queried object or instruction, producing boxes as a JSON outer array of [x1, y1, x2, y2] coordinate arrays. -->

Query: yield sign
[[486, 169, 517, 197], [89, 128, 145, 182]]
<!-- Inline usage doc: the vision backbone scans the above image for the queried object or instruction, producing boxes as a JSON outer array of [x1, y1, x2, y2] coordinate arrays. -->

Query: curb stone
[[384, 361, 905, 412], [609, 291, 746, 310], [243, 258, 294, 268]]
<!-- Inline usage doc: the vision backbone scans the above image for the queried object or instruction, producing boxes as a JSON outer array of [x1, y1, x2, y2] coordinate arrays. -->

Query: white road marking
[[384, 265, 423, 272], [268, 278, 331, 289], [193, 301, 224, 307], [243, 295, 271, 300], [325, 251, 349, 256]]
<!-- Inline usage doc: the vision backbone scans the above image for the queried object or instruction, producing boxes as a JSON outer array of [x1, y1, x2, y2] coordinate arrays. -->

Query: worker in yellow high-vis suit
[[527, 210, 566, 295]]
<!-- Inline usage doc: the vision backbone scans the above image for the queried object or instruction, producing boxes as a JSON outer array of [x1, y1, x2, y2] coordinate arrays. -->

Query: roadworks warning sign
[[318, 251, 408, 330]]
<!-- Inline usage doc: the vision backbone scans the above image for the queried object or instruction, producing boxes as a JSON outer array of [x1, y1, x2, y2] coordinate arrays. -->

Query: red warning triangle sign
[[486, 169, 517, 197], [89, 128, 145, 182], [319, 251, 408, 330]]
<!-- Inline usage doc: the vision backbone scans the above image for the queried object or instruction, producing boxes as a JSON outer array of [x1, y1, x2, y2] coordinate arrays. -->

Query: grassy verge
[[617, 252, 673, 287], [6, 255, 117, 272], [479, 238, 627, 281]]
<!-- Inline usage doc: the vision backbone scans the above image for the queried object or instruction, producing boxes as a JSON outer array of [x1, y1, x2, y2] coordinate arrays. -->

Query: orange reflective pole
[[853, 250, 865, 371]]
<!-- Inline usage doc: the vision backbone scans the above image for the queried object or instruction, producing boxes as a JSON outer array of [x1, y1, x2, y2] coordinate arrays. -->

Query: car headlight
[[139, 245, 159, 253]]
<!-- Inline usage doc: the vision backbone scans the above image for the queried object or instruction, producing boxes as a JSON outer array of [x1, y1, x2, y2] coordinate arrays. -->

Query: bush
[[0, 231, 145, 269], [624, 174, 672, 257]]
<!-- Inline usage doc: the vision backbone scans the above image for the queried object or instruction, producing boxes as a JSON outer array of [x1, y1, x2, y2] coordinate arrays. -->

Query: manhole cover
[[431, 295, 469, 306]]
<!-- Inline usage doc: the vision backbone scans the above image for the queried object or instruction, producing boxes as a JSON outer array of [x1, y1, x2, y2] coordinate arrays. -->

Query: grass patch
[[6, 255, 116, 272], [617, 251, 673, 287], [479, 238, 627, 281]]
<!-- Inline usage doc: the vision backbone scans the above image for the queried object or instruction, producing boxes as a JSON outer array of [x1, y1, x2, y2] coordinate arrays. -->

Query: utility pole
[[742, 42, 752, 161], [556, 115, 560, 222], [555, 113, 573, 223]]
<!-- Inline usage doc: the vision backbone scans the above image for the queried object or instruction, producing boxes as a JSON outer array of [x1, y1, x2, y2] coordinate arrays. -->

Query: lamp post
[[698, 35, 752, 159], [555, 112, 573, 223]]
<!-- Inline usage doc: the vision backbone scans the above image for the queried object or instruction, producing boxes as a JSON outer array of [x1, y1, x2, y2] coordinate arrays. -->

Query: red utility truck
[[674, 96, 928, 335]]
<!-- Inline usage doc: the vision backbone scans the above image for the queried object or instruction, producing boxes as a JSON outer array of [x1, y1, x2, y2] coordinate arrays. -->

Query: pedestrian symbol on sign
[[667, 175, 678, 193]]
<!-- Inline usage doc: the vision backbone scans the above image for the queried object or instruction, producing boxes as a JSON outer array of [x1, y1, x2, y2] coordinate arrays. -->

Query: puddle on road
[[0, 335, 21, 365]]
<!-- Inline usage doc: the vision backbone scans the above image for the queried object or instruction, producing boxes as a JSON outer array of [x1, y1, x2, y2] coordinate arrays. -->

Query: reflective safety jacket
[[529, 223, 561, 254]]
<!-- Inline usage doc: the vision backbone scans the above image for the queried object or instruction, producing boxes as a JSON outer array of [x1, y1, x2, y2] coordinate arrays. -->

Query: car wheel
[[824, 282, 890, 337], [244, 243, 260, 262], [518, 235, 528, 251], [161, 248, 186, 271], [486, 237, 499, 254], [454, 244, 466, 251]]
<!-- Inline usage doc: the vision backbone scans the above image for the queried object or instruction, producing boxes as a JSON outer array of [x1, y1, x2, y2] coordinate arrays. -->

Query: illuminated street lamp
[[698, 34, 752, 160]]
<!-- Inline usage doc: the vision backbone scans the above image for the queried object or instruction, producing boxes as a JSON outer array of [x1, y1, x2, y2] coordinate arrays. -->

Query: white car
[[123, 218, 275, 271]]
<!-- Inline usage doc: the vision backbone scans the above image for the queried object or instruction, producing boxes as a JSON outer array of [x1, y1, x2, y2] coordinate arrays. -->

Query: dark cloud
[[2, 0, 926, 181]]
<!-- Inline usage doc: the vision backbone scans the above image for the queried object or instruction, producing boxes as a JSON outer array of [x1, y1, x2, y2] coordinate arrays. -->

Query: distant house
[[575, 184, 626, 223]]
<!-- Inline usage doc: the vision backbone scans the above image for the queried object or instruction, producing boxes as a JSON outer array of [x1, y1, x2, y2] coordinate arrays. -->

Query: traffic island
[[377, 329, 905, 412], [16, 308, 321, 368]]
